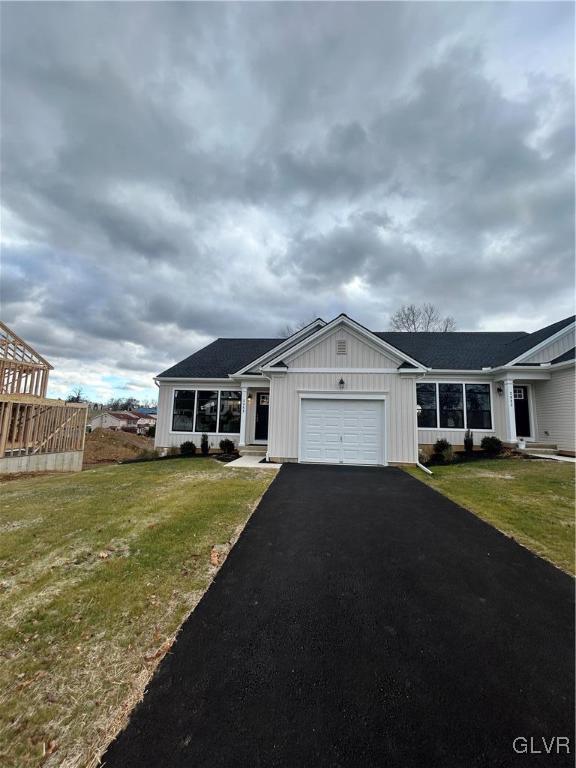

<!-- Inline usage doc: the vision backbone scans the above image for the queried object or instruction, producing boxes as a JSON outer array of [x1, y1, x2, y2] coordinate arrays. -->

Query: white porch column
[[239, 385, 248, 446], [502, 379, 517, 444]]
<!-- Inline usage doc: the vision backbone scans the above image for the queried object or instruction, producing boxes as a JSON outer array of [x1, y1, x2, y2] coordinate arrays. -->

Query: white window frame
[[416, 381, 494, 432], [170, 388, 242, 435]]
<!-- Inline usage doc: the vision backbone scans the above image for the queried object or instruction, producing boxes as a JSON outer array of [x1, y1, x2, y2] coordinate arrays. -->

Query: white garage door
[[300, 399, 385, 466]]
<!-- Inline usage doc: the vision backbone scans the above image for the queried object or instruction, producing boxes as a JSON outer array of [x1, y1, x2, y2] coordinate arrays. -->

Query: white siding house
[[154, 314, 576, 463]]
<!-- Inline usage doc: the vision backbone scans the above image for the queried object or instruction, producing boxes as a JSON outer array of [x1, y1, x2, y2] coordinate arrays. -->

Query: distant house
[[90, 410, 155, 435], [133, 411, 157, 431], [90, 411, 140, 432]]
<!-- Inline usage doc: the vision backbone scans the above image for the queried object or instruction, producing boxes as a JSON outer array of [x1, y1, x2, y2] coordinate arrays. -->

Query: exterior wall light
[[247, 393, 252, 402], [497, 386, 503, 395], [338, 378, 345, 390]]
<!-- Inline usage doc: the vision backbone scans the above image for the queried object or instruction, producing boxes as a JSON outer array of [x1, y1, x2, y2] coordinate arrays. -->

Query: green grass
[[0, 458, 274, 768], [405, 459, 575, 575]]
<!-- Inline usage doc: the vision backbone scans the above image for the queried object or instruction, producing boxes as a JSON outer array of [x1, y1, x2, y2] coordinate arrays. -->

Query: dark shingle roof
[[491, 315, 575, 366], [551, 347, 575, 364], [157, 316, 575, 378], [157, 338, 284, 378], [374, 332, 526, 369]]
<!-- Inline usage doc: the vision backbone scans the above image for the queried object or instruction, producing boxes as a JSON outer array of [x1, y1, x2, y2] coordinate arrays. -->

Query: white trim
[[298, 390, 389, 398], [503, 379, 516, 443], [416, 380, 495, 432], [231, 318, 327, 376], [287, 367, 406, 373], [297, 392, 388, 466], [262, 314, 426, 371], [156, 377, 232, 384], [513, 382, 537, 441], [504, 322, 576, 366], [549, 359, 576, 370]]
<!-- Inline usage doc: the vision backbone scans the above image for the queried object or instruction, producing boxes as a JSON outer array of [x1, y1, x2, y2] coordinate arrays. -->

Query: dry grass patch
[[405, 458, 575, 574], [0, 458, 274, 768]]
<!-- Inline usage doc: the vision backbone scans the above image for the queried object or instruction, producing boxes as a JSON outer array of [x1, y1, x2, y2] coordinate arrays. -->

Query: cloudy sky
[[1, 2, 574, 402]]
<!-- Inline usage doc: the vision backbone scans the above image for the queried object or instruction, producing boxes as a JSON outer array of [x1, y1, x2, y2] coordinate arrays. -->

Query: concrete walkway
[[225, 454, 281, 469], [526, 453, 576, 463]]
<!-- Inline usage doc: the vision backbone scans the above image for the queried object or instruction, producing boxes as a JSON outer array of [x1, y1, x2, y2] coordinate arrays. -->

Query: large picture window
[[465, 384, 492, 429], [195, 391, 219, 433], [416, 382, 492, 431], [438, 383, 464, 429], [416, 383, 437, 428], [172, 389, 243, 433], [219, 391, 241, 433], [172, 390, 196, 432]]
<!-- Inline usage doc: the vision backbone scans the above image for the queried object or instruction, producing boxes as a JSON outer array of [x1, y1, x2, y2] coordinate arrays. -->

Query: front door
[[255, 392, 269, 441], [514, 386, 531, 437]]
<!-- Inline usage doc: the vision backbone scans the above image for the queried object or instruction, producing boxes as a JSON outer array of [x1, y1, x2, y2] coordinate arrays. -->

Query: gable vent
[[336, 340, 347, 355]]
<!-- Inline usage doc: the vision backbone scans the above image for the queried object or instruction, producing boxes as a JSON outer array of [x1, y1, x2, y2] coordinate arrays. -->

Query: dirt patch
[[83, 429, 154, 467]]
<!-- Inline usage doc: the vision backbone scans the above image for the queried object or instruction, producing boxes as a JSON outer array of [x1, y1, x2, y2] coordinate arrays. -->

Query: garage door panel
[[301, 399, 384, 465]]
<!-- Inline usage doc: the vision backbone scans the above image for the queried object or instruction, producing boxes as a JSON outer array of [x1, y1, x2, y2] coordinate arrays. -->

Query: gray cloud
[[1, 2, 573, 399]]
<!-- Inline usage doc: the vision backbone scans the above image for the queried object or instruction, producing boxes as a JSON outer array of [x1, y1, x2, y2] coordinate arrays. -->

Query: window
[[219, 391, 241, 433], [466, 384, 492, 429], [439, 383, 464, 428], [513, 387, 525, 400], [172, 390, 196, 432], [336, 340, 347, 355], [195, 391, 218, 433], [416, 383, 437, 427]]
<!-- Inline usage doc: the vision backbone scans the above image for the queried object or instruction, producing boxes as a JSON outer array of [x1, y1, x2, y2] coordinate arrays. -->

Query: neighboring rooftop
[[157, 316, 575, 378]]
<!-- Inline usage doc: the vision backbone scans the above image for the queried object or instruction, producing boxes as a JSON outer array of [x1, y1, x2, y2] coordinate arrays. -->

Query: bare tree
[[278, 315, 319, 337], [389, 303, 456, 332], [66, 386, 85, 403]]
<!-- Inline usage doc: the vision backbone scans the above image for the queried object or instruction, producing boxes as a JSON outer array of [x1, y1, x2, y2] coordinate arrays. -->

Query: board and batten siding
[[532, 367, 575, 453], [268, 372, 417, 464], [416, 374, 505, 447], [522, 329, 575, 364], [284, 326, 401, 369]]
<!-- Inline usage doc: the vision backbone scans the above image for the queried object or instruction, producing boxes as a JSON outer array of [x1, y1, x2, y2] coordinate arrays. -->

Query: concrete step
[[524, 442, 557, 449], [519, 447, 558, 455], [239, 445, 267, 456]]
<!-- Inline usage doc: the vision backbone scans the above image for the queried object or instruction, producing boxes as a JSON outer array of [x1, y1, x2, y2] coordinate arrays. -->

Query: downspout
[[413, 371, 433, 476]]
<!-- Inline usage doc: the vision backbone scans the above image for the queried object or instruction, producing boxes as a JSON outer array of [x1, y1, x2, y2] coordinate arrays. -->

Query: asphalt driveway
[[103, 464, 574, 767]]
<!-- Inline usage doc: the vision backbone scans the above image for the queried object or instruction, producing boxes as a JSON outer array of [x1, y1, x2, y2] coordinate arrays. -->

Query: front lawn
[[405, 459, 574, 575], [0, 458, 274, 768]]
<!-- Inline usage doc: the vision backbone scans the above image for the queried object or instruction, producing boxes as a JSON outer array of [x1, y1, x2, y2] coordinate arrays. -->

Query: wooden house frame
[[0, 322, 87, 472]]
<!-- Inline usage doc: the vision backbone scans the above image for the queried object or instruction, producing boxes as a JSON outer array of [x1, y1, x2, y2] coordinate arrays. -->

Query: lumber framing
[[0, 322, 87, 461]]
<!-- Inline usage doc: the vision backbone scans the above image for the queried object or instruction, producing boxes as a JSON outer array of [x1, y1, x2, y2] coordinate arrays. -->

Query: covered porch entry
[[238, 382, 270, 454], [497, 372, 549, 445]]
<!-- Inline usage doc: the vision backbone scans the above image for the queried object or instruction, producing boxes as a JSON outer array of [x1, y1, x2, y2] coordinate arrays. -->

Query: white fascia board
[[155, 377, 232, 384], [261, 314, 427, 371], [504, 321, 576, 366], [549, 359, 575, 370], [424, 369, 494, 375], [230, 318, 326, 377]]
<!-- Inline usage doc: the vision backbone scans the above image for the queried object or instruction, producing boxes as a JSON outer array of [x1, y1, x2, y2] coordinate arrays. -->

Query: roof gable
[[498, 316, 575, 366], [231, 318, 326, 375], [283, 325, 405, 368], [262, 314, 426, 370]]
